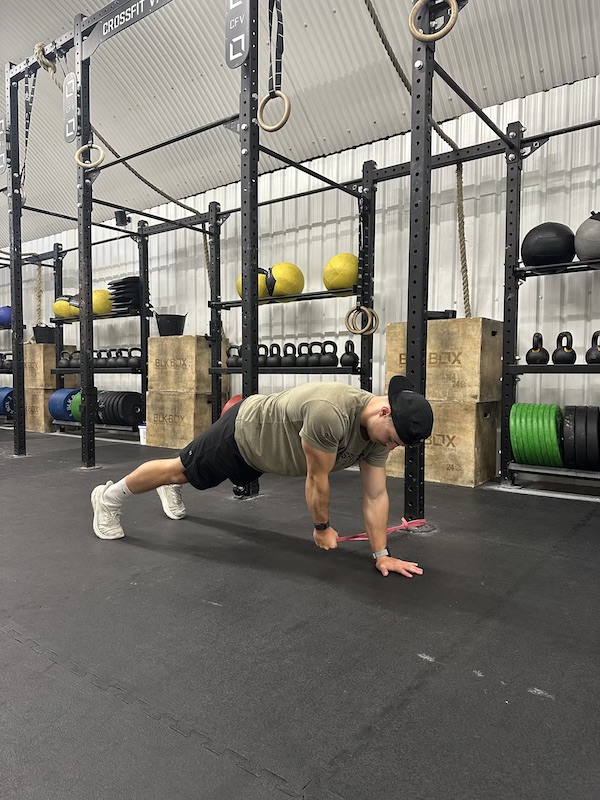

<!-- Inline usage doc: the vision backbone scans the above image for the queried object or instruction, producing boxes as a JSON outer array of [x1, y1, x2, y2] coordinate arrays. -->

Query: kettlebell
[[258, 343, 269, 367], [106, 349, 119, 369], [552, 331, 576, 364], [525, 332, 550, 365], [58, 350, 72, 369], [296, 342, 310, 367], [266, 343, 282, 367], [4, 354, 12, 373], [320, 341, 338, 367], [70, 350, 81, 369], [96, 349, 108, 369], [281, 343, 297, 368], [308, 342, 322, 367], [128, 347, 143, 369], [116, 349, 130, 369], [226, 345, 241, 368], [585, 331, 600, 364], [340, 340, 359, 369]]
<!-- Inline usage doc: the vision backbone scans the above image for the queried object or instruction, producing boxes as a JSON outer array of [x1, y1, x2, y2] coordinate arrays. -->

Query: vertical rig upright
[[75, 13, 97, 469], [404, 2, 435, 521], [208, 201, 224, 422], [136, 221, 150, 401], [500, 122, 524, 482], [358, 160, 377, 393], [5, 61, 26, 455], [237, 0, 260, 400]]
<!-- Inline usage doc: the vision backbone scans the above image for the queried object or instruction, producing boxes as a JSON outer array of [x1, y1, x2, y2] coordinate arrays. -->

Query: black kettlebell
[[266, 343, 282, 367], [340, 340, 359, 369], [96, 349, 108, 369], [258, 343, 269, 367], [106, 349, 119, 369], [58, 350, 72, 369], [525, 332, 550, 365], [128, 347, 143, 369], [585, 331, 600, 364], [226, 345, 241, 368], [4, 354, 12, 372], [281, 343, 296, 367], [296, 342, 310, 367], [320, 340, 338, 367], [70, 350, 81, 369], [116, 349, 130, 368], [308, 342, 322, 367], [552, 331, 576, 364]]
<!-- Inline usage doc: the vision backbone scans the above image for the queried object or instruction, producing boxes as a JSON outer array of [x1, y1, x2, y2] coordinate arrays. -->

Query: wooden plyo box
[[24, 343, 78, 389], [148, 335, 229, 395], [386, 401, 499, 488], [385, 318, 503, 402], [24, 388, 54, 433], [145, 391, 215, 450]]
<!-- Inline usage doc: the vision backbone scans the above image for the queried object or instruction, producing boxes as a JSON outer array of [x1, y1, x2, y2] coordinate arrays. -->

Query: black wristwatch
[[313, 521, 330, 531]]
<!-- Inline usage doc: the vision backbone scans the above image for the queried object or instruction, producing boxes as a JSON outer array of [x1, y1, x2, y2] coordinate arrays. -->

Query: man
[[91, 375, 433, 578]]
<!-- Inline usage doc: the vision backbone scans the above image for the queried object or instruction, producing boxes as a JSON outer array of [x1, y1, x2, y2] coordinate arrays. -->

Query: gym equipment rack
[[4, 0, 600, 516]]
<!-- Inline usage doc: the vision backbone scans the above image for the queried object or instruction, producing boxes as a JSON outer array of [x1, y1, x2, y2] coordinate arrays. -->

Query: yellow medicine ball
[[323, 252, 359, 293], [92, 289, 113, 315], [52, 297, 73, 318], [266, 262, 305, 302], [236, 268, 269, 300]]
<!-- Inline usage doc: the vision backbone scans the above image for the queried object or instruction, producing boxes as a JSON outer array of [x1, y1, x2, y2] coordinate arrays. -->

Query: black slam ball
[[521, 222, 576, 267]]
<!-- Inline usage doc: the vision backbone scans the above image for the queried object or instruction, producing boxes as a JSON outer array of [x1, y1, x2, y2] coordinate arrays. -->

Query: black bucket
[[34, 325, 56, 344], [156, 313, 186, 337]]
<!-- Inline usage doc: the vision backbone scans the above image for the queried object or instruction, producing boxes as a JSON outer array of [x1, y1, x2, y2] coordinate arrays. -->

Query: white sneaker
[[91, 481, 125, 540], [156, 484, 186, 520]]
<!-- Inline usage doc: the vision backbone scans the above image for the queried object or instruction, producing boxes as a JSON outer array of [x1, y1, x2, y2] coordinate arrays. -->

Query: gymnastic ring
[[257, 90, 292, 132], [74, 143, 105, 169], [345, 306, 379, 335], [409, 0, 459, 42]]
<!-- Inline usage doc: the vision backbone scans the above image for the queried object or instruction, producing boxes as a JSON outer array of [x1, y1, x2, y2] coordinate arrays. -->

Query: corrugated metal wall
[[1, 76, 599, 406]]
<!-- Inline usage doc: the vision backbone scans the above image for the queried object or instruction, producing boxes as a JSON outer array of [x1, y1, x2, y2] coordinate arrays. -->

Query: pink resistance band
[[336, 517, 427, 543]]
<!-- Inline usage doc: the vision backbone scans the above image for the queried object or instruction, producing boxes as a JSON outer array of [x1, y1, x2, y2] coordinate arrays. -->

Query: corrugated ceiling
[[1, 0, 599, 246]]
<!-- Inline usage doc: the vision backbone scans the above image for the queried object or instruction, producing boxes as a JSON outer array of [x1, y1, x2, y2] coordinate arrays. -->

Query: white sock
[[104, 478, 132, 506]]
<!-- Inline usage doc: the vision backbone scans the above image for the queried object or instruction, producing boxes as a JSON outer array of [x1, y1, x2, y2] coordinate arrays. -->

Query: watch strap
[[372, 548, 390, 560], [313, 521, 330, 531]]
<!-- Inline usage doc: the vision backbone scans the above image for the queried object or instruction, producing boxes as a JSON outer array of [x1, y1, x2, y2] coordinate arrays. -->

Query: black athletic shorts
[[179, 401, 263, 490]]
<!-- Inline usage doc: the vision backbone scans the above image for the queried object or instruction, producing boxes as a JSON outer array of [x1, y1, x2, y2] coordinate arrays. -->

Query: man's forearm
[[363, 492, 390, 553], [305, 475, 330, 524]]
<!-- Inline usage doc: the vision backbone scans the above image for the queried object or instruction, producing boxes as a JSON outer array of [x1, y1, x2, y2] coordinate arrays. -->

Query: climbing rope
[[362, 0, 471, 317]]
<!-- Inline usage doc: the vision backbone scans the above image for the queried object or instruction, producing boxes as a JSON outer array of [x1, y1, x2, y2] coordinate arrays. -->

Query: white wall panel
[[2, 77, 600, 406]]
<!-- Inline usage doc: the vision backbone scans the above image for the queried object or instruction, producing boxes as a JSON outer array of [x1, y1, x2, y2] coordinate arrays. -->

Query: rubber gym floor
[[1, 429, 599, 800]]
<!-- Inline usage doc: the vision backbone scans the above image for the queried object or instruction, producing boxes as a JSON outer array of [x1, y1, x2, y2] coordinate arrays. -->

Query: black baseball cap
[[387, 375, 434, 447]]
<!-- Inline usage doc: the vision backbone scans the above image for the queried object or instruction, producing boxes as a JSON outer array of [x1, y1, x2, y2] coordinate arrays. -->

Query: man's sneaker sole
[[91, 485, 125, 540], [156, 486, 186, 520]]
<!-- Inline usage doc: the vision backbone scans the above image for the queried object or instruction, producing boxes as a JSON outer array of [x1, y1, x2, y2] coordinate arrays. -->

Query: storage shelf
[[210, 286, 358, 311], [509, 462, 600, 481], [508, 364, 600, 374], [515, 257, 600, 278], [51, 419, 139, 433], [0, 325, 11, 330], [51, 367, 142, 375], [50, 310, 145, 324], [209, 366, 360, 375]]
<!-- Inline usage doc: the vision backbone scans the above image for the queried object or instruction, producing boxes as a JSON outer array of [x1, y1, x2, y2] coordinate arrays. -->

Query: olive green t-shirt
[[234, 383, 389, 476]]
